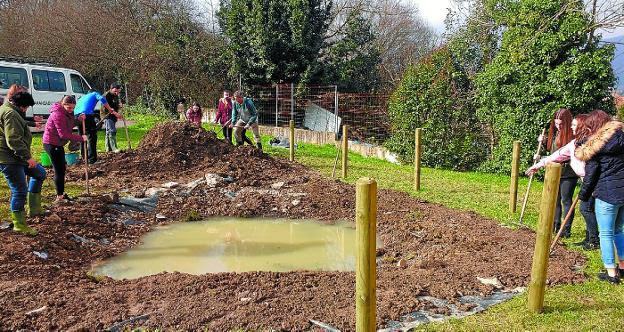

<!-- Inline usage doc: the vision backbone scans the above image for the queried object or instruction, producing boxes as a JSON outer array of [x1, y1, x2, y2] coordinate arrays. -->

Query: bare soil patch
[[1, 122, 585, 331]]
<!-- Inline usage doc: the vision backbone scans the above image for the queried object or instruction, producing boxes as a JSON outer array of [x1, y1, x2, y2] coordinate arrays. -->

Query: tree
[[217, 0, 332, 86], [385, 47, 488, 171], [0, 0, 231, 114], [475, 0, 616, 173], [320, 9, 381, 92]]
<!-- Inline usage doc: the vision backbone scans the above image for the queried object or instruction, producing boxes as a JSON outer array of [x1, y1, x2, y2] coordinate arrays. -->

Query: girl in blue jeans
[[0, 91, 45, 236], [576, 110, 624, 283]]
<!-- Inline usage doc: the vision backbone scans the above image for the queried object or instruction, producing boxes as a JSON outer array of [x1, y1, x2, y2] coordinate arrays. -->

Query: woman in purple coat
[[215, 91, 233, 144], [42, 96, 86, 202]]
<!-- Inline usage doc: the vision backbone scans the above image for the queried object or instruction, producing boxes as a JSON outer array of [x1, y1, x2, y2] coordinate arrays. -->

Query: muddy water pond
[[93, 218, 364, 279]]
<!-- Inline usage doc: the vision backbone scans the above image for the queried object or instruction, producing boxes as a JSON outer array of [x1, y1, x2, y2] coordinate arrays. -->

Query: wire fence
[[247, 84, 390, 145]]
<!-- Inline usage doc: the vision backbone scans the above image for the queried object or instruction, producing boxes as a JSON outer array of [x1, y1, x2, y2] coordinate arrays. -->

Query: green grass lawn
[[1, 115, 622, 330]]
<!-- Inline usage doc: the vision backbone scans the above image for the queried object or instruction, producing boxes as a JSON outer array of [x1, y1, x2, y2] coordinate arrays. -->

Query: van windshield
[[70, 74, 90, 94]]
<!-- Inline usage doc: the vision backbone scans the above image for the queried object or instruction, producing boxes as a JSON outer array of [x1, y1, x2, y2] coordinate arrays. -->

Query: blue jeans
[[594, 198, 624, 269], [0, 163, 46, 212]]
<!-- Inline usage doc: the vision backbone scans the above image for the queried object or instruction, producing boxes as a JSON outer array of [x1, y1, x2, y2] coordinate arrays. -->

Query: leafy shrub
[[385, 47, 488, 171]]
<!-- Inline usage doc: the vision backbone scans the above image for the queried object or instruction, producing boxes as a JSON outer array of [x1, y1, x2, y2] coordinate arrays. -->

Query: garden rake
[[518, 128, 547, 225]]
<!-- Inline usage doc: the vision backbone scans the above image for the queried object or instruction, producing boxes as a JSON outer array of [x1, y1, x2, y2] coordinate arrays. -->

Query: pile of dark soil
[[0, 121, 587, 331], [67, 122, 233, 185]]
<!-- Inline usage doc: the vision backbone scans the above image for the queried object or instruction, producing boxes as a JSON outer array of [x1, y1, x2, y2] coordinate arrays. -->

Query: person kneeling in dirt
[[0, 91, 45, 236], [232, 91, 262, 151], [102, 83, 124, 153], [74, 90, 120, 163], [43, 95, 88, 202], [186, 102, 203, 126]]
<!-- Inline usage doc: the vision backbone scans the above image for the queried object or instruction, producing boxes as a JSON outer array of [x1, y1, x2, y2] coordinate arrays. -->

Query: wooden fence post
[[342, 125, 348, 179], [527, 163, 561, 313], [510, 141, 521, 213], [289, 120, 295, 162], [356, 177, 377, 332], [414, 128, 422, 191]]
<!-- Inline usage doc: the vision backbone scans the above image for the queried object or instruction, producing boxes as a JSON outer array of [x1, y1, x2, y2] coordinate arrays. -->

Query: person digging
[[0, 91, 46, 235], [101, 83, 124, 153], [231, 91, 262, 151], [74, 90, 121, 163]]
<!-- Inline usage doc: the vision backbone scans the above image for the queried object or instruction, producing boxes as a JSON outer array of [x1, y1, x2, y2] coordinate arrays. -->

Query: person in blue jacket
[[74, 91, 117, 163]]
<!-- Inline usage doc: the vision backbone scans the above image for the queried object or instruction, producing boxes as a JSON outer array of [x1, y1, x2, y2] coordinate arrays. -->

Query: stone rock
[[145, 187, 168, 197], [47, 213, 62, 223], [291, 199, 301, 206], [271, 182, 285, 189], [397, 258, 408, 268], [511, 287, 527, 293], [25, 306, 47, 316], [223, 190, 237, 199], [476, 276, 504, 289], [185, 178, 205, 191], [161, 182, 180, 189], [223, 176, 235, 183], [33, 251, 48, 260], [122, 219, 143, 226], [1, 220, 13, 230], [71, 234, 89, 244], [102, 192, 120, 203], [240, 297, 251, 302], [155, 214, 167, 220], [99, 238, 111, 245], [205, 173, 222, 188]]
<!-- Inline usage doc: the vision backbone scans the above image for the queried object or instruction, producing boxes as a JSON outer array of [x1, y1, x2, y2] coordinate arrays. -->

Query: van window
[[32, 69, 66, 92], [0, 66, 29, 89], [70, 74, 90, 94]]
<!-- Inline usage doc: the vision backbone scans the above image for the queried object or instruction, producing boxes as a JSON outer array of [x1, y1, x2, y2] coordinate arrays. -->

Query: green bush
[[385, 47, 488, 171]]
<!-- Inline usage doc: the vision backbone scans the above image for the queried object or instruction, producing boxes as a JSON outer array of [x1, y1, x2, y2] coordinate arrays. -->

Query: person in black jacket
[[575, 110, 624, 284], [543, 108, 577, 237]]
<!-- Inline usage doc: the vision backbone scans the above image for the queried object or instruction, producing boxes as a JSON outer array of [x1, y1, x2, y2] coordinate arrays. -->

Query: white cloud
[[408, 0, 452, 32]]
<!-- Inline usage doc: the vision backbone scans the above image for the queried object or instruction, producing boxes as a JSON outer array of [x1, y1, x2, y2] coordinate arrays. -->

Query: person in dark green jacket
[[0, 91, 45, 236]]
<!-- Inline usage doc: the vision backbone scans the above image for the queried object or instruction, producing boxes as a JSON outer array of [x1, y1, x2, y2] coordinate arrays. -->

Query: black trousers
[[554, 177, 579, 237], [221, 126, 233, 144], [580, 195, 599, 242], [78, 114, 98, 163], [43, 144, 66, 196]]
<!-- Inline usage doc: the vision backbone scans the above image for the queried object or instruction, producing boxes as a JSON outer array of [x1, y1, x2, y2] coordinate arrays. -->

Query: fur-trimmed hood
[[575, 121, 624, 161]]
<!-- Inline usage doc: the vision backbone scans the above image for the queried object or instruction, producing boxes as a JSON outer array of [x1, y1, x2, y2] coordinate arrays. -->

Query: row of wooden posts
[[287, 129, 558, 330]]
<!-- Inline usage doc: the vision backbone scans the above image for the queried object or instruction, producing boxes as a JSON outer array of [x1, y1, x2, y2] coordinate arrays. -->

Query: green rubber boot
[[27, 192, 43, 217], [11, 211, 37, 236]]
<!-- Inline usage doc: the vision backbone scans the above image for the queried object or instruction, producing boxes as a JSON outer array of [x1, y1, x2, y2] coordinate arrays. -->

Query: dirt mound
[[70, 122, 235, 185], [137, 121, 231, 159]]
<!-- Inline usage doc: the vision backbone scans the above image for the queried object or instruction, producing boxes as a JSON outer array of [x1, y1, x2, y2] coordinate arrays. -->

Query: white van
[[0, 59, 93, 119]]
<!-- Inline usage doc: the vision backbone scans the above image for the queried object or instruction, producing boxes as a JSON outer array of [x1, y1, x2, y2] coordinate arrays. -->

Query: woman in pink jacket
[[526, 114, 599, 249], [186, 102, 203, 126], [42, 96, 86, 202], [215, 91, 233, 144]]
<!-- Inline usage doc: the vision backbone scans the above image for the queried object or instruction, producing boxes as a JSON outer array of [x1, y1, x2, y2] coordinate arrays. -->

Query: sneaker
[[597, 272, 620, 284], [583, 242, 599, 250]]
